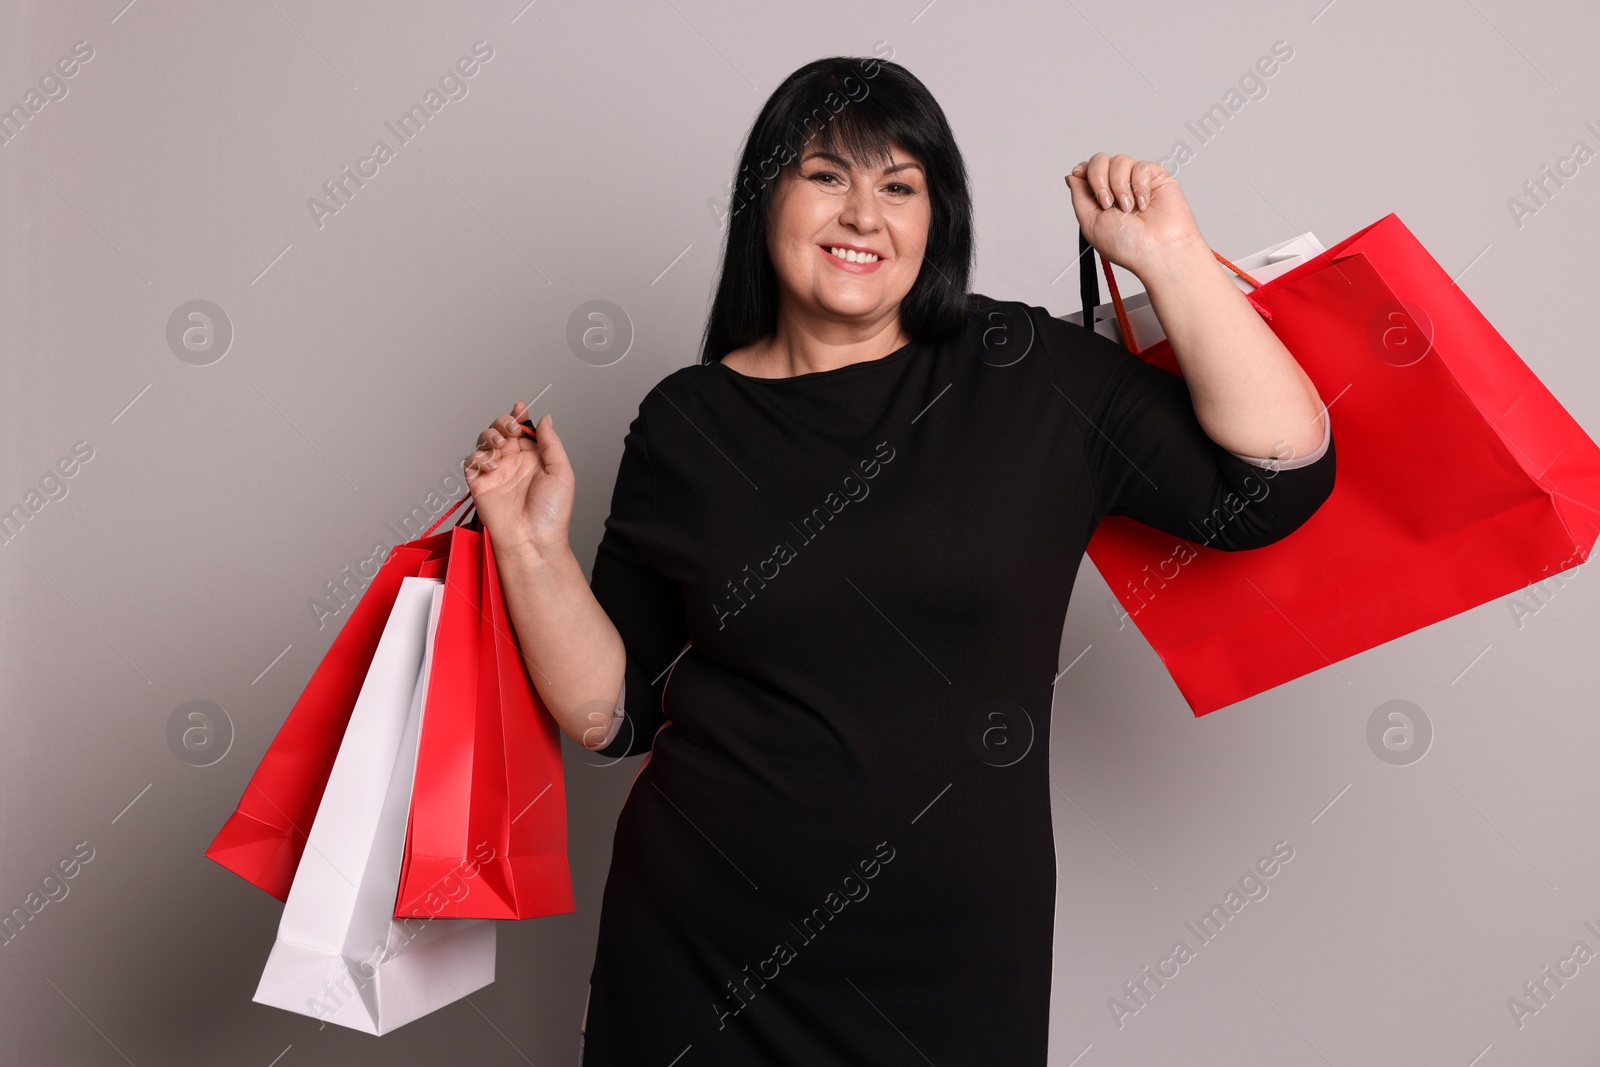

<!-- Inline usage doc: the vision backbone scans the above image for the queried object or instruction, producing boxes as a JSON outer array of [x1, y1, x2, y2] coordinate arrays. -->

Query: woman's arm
[[464, 405, 627, 750], [494, 536, 628, 751], [1138, 237, 1327, 462], [1067, 152, 1326, 463]]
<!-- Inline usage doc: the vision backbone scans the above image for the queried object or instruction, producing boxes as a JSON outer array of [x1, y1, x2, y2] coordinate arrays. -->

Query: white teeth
[[830, 247, 879, 263]]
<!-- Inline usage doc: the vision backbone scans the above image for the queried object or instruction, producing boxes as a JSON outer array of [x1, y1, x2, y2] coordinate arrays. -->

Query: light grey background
[[3, 0, 1598, 1064]]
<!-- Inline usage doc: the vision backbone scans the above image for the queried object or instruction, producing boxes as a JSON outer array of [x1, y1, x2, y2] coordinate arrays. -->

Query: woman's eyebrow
[[800, 150, 925, 175]]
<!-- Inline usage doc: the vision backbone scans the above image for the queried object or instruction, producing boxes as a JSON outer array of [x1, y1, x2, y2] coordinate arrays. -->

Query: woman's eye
[[809, 172, 841, 185], [886, 183, 915, 195]]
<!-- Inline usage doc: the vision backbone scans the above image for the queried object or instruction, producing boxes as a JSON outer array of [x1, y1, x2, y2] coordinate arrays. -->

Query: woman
[[464, 57, 1333, 1066]]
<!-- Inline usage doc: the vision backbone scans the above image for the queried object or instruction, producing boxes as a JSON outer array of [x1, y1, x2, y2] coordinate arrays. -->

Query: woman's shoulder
[[957, 293, 1073, 368], [626, 361, 724, 425], [961, 293, 1068, 333], [960, 293, 1077, 341], [954, 293, 1143, 405]]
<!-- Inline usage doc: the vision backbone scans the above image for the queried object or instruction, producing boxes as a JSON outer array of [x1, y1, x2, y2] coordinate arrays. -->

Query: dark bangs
[[698, 56, 979, 364]]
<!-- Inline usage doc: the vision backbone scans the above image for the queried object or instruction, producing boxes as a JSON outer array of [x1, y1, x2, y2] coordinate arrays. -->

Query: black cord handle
[[1078, 230, 1099, 332]]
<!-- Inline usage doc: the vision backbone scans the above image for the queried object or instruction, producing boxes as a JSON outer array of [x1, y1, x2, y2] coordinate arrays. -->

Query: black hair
[[698, 55, 983, 364]]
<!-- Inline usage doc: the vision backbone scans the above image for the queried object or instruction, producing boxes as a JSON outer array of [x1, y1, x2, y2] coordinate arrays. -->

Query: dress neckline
[[714, 340, 919, 384]]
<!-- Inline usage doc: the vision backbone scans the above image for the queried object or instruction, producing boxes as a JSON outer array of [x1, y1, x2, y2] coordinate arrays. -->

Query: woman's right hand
[[463, 400, 574, 556]]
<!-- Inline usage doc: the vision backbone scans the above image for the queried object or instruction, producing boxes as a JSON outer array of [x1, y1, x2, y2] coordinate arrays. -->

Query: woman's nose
[[838, 184, 879, 231]]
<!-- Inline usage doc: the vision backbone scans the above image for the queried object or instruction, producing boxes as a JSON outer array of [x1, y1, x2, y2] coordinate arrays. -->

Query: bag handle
[[423, 417, 539, 538], [1077, 231, 1273, 355]]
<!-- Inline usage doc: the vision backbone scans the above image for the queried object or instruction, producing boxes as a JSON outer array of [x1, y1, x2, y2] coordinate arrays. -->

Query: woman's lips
[[819, 245, 885, 273]]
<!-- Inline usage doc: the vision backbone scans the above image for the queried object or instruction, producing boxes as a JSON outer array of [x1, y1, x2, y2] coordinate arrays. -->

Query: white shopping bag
[[1060, 232, 1327, 350], [253, 576, 496, 1035]]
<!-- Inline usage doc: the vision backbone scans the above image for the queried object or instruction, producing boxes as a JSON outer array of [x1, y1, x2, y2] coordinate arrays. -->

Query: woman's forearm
[[491, 535, 626, 750], [1138, 235, 1327, 461]]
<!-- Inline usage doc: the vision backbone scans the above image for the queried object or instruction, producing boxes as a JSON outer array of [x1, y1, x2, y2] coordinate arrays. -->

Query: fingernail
[[485, 459, 497, 471], [1099, 190, 1112, 208], [1120, 194, 1132, 212], [491, 433, 504, 446], [1138, 194, 1147, 210]]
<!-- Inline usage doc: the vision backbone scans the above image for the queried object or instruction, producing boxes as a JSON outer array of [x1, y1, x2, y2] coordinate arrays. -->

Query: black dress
[[579, 298, 1335, 1065]]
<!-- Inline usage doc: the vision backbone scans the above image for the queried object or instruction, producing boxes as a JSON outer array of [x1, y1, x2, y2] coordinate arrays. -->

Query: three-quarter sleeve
[[1226, 408, 1332, 470], [1037, 307, 1336, 551], [588, 404, 689, 758]]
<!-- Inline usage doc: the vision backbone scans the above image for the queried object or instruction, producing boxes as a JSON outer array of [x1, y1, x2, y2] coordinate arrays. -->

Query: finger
[[503, 400, 532, 442], [1063, 172, 1101, 234], [1130, 160, 1157, 211], [1108, 154, 1136, 213], [1085, 152, 1113, 210], [484, 418, 528, 456], [497, 410, 535, 440], [529, 413, 570, 474]]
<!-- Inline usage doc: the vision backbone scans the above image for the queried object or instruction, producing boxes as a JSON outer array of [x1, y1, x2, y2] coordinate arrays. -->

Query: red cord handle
[[1089, 241, 1273, 356], [422, 492, 474, 538]]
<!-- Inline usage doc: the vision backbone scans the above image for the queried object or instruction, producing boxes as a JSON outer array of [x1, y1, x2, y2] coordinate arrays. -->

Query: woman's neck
[[733, 309, 910, 379]]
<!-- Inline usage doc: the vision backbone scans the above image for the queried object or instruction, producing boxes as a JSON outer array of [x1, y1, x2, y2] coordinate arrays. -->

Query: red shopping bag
[[393, 517, 575, 920], [208, 483, 575, 920], [1079, 213, 1600, 714], [205, 535, 451, 900]]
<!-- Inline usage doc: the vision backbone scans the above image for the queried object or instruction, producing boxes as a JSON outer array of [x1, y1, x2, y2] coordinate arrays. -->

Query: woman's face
[[764, 141, 930, 330]]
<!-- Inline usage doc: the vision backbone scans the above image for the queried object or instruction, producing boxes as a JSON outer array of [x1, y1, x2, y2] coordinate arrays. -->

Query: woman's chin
[[811, 287, 894, 321]]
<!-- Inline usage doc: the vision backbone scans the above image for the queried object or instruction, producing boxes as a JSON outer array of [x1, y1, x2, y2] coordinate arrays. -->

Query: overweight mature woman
[[463, 56, 1334, 1067]]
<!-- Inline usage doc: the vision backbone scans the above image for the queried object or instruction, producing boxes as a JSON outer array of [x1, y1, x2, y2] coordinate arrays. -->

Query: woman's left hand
[[1066, 152, 1205, 277]]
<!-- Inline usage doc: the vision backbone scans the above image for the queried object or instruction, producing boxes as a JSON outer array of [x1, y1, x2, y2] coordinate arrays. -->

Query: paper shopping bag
[[253, 576, 495, 1035], [394, 523, 576, 920], [206, 534, 451, 899], [1070, 213, 1600, 714]]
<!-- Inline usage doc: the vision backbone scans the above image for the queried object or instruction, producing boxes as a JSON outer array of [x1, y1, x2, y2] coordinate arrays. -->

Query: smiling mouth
[[823, 245, 882, 264]]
